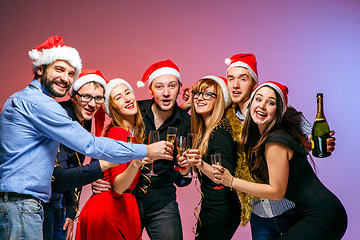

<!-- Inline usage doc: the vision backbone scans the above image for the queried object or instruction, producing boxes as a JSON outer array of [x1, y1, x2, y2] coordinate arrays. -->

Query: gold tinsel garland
[[224, 104, 257, 226]]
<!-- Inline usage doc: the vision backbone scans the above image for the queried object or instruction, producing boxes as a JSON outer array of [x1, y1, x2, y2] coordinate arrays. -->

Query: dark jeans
[[43, 206, 66, 240], [250, 209, 300, 240], [138, 200, 183, 240]]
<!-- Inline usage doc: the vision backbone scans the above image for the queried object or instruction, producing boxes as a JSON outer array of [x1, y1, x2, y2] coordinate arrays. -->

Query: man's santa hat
[[28, 35, 82, 79], [68, 69, 107, 96], [250, 81, 288, 115], [225, 53, 258, 83], [200, 75, 231, 108], [137, 59, 181, 88]]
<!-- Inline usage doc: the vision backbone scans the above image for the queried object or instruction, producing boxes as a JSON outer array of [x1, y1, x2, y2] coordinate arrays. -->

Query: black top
[[196, 119, 241, 240], [264, 129, 347, 239], [137, 99, 192, 214], [44, 100, 104, 220]]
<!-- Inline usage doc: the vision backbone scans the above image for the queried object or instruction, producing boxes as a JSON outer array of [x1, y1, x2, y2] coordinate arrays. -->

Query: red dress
[[76, 127, 142, 240]]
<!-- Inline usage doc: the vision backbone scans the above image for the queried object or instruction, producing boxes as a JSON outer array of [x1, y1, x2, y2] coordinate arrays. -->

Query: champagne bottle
[[312, 93, 331, 158]]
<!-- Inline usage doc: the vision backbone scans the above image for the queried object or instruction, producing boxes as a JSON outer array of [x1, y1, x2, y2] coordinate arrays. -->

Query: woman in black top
[[213, 81, 347, 240], [178, 76, 241, 240]]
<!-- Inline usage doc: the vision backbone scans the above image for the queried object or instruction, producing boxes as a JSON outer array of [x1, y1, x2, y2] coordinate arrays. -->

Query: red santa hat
[[104, 78, 135, 116], [28, 35, 82, 79], [250, 81, 288, 115], [200, 75, 231, 108], [137, 59, 181, 88], [68, 69, 107, 96], [224, 53, 258, 83]]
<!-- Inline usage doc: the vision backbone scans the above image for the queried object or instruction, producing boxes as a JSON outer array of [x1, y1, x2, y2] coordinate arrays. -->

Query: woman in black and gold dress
[[213, 81, 347, 240], [178, 75, 241, 240]]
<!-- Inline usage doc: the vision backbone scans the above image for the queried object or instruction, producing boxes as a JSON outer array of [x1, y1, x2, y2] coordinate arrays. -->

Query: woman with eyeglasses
[[76, 79, 151, 240], [177, 76, 241, 240], [212, 81, 347, 240]]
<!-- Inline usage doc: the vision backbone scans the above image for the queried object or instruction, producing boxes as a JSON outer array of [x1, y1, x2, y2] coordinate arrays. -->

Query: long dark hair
[[240, 86, 310, 181]]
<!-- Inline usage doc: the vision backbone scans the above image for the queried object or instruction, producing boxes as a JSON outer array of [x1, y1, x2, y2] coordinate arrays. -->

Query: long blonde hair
[[191, 78, 225, 156], [104, 91, 146, 144]]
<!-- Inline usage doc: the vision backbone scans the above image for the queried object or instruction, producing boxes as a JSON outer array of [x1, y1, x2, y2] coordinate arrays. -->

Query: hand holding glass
[[146, 130, 160, 176], [175, 136, 187, 171], [184, 133, 197, 178], [211, 153, 224, 189]]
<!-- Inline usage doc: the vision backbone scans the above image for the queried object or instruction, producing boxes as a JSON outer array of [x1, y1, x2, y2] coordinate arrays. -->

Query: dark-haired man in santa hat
[[0, 36, 173, 240]]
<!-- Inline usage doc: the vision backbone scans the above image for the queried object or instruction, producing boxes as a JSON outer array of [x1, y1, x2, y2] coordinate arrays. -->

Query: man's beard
[[41, 72, 70, 98]]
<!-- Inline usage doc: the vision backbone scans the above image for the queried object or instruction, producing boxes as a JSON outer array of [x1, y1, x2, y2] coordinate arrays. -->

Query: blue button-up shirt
[[0, 80, 147, 202]]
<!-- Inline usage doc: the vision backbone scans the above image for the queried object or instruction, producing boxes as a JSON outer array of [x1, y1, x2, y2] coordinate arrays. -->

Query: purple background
[[1, 0, 358, 239]]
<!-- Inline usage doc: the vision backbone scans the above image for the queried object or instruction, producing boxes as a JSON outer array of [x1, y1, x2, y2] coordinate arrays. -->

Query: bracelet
[[230, 176, 234, 191]]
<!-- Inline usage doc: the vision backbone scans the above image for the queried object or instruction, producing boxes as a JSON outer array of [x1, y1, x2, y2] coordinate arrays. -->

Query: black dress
[[263, 129, 347, 240], [196, 119, 241, 240]]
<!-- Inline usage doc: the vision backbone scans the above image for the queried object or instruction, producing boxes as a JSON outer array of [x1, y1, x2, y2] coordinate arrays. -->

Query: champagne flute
[[146, 130, 160, 177], [167, 127, 178, 144], [184, 133, 197, 178], [211, 153, 224, 189], [174, 136, 186, 171], [127, 127, 137, 143]]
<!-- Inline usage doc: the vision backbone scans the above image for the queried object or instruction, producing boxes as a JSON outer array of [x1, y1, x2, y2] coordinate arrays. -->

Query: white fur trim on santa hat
[[68, 74, 107, 96], [226, 61, 258, 83], [148, 67, 181, 86], [29, 45, 82, 79], [250, 82, 288, 115], [104, 78, 134, 116], [201, 75, 231, 108]]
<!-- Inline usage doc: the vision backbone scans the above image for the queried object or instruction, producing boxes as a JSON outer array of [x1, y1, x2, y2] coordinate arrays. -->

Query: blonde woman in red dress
[[76, 78, 151, 240]]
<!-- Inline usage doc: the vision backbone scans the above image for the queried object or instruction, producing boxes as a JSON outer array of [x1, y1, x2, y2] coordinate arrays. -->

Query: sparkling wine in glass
[[211, 153, 224, 189], [146, 130, 160, 177], [167, 127, 178, 144], [184, 133, 197, 178], [175, 136, 187, 171], [127, 127, 137, 143]]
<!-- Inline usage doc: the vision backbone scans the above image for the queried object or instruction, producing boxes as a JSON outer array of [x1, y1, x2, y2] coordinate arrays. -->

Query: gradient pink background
[[1, 0, 359, 239]]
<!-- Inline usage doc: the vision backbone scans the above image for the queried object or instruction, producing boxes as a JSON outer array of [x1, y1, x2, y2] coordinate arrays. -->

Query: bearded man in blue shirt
[[0, 35, 173, 240]]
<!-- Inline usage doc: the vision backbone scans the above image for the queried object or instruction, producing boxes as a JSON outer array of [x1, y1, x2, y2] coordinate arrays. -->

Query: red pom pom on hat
[[137, 59, 181, 88]]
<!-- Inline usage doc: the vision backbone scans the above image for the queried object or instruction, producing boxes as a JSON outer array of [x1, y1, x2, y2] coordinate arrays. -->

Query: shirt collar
[[29, 79, 52, 97]]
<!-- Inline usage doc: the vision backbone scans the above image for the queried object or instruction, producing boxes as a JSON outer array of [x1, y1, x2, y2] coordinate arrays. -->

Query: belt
[[124, 189, 136, 194], [0, 192, 41, 203]]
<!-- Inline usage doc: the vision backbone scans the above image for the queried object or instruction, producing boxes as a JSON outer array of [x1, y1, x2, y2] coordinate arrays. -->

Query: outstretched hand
[[146, 141, 174, 161]]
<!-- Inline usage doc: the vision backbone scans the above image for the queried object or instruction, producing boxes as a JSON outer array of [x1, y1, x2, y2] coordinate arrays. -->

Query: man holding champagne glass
[[92, 59, 192, 240]]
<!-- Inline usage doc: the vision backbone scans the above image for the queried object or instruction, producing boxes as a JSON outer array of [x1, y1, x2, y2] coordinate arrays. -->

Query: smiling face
[[193, 85, 217, 119], [149, 75, 180, 112], [71, 82, 105, 121], [38, 60, 76, 98], [227, 67, 257, 106], [250, 86, 277, 134], [111, 84, 138, 121]]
